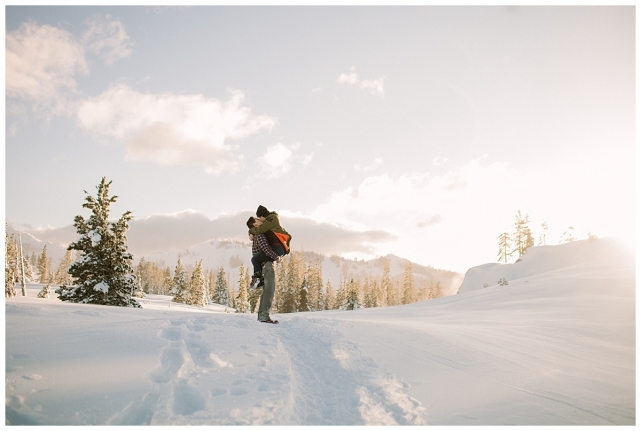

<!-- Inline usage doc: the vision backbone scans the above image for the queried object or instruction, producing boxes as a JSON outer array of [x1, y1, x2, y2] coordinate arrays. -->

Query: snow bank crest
[[457, 237, 632, 294]]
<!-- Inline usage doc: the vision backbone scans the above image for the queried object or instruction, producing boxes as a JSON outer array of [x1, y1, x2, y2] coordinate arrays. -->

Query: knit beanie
[[256, 205, 270, 218]]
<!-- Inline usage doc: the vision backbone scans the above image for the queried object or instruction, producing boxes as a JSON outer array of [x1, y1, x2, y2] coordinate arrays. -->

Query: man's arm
[[248, 216, 278, 235], [255, 234, 279, 261]]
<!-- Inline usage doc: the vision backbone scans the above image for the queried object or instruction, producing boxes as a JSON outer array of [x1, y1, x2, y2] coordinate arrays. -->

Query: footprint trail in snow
[[109, 314, 425, 425]]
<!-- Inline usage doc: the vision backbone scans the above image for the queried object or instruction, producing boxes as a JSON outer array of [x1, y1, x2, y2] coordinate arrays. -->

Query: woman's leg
[[251, 251, 269, 275]]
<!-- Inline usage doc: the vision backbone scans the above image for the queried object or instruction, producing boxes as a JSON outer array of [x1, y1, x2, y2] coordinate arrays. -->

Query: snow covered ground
[[5, 238, 635, 425]]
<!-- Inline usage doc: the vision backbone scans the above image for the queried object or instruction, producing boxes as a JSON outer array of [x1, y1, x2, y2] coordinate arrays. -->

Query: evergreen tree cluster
[[171, 258, 208, 307], [263, 251, 444, 314], [5, 229, 36, 297], [135, 258, 171, 295], [497, 210, 537, 263], [167, 257, 235, 309]]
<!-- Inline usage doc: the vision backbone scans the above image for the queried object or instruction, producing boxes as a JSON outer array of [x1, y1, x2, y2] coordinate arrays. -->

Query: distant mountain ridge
[[7, 225, 463, 297]]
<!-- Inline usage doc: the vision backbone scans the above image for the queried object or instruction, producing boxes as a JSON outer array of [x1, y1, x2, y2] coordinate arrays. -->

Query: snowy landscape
[[5, 224, 463, 303], [5, 236, 635, 425], [5, 5, 635, 427]]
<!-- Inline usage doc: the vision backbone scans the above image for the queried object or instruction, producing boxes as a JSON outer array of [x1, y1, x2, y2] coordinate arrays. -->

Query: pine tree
[[324, 280, 335, 310], [212, 265, 230, 306], [162, 267, 172, 295], [335, 280, 347, 310], [281, 251, 302, 313], [362, 278, 374, 308], [235, 265, 250, 313], [21, 255, 35, 285], [426, 279, 435, 300], [538, 221, 549, 246], [512, 210, 534, 258], [56, 178, 140, 307], [434, 281, 443, 298], [54, 250, 74, 285], [343, 279, 361, 310], [229, 286, 238, 309], [38, 245, 50, 283], [497, 232, 511, 263], [299, 277, 310, 312], [316, 275, 326, 311], [5, 231, 18, 298], [372, 279, 383, 307], [402, 261, 416, 304], [416, 280, 428, 301], [136, 257, 149, 293], [47, 257, 54, 283], [188, 260, 208, 307], [381, 260, 394, 307], [305, 257, 323, 311], [29, 252, 37, 269], [172, 257, 189, 303]]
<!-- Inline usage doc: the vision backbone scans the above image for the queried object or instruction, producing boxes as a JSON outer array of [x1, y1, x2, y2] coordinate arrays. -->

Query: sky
[[4, 5, 636, 273]]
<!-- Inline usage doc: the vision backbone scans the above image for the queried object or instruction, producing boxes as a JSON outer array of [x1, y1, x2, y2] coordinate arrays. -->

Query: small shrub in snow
[[38, 284, 51, 298], [498, 277, 509, 286]]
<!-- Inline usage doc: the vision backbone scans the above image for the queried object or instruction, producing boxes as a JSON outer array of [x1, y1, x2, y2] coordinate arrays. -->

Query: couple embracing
[[246, 205, 291, 324]]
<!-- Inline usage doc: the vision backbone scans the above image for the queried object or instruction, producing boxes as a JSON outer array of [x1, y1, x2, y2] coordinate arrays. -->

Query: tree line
[[6, 178, 446, 312], [5, 231, 75, 298], [7, 235, 446, 313], [120, 250, 445, 314]]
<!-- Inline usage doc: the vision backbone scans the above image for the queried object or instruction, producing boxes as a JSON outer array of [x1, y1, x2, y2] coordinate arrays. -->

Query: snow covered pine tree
[[56, 178, 140, 307]]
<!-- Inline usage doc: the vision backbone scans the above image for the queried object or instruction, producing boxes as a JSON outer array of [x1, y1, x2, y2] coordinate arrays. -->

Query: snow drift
[[457, 236, 633, 293], [5, 237, 635, 425]]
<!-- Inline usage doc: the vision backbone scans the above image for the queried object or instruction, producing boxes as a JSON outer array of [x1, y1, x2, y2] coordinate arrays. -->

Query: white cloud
[[76, 85, 277, 174], [338, 67, 359, 85], [6, 21, 88, 109], [257, 143, 314, 178], [259, 143, 293, 177], [23, 210, 396, 258], [432, 157, 448, 166], [314, 157, 520, 222], [338, 66, 385, 97], [354, 157, 383, 172], [312, 157, 529, 271], [359, 78, 385, 96], [82, 15, 133, 65], [6, 17, 132, 115]]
